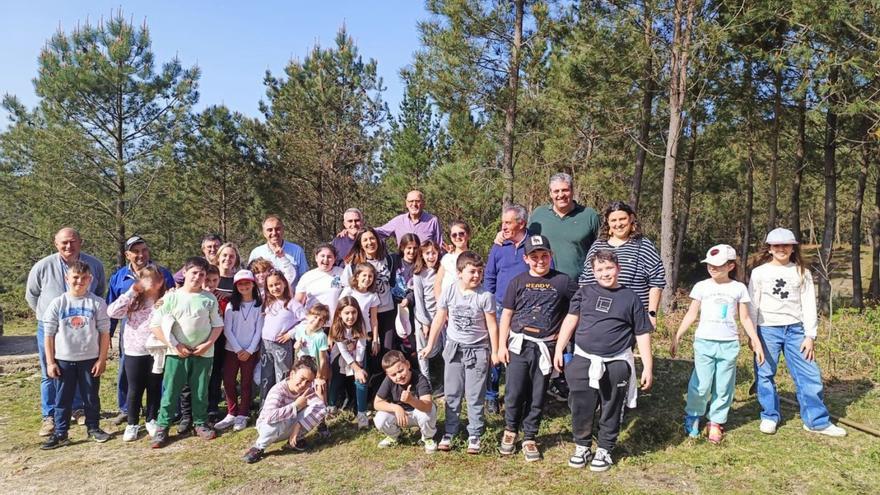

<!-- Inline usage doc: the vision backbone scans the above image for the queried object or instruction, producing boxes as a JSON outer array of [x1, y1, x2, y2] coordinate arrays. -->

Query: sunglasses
[[450, 232, 467, 238]]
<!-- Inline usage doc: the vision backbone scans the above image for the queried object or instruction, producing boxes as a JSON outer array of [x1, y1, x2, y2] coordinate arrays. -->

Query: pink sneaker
[[707, 422, 724, 444]]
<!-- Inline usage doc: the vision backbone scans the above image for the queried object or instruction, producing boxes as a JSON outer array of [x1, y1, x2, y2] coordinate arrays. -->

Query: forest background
[[2, 0, 880, 324]]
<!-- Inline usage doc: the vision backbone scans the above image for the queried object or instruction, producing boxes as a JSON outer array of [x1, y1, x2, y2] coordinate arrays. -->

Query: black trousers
[[567, 356, 630, 451], [503, 341, 551, 440], [124, 354, 162, 425]]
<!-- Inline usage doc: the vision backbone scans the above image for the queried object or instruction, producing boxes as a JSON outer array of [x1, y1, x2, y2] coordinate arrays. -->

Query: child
[[553, 249, 653, 472], [748, 228, 846, 437], [420, 251, 498, 454], [394, 233, 421, 355], [670, 244, 765, 443], [149, 256, 224, 448], [243, 356, 327, 463], [259, 272, 305, 407], [248, 258, 275, 299], [41, 261, 111, 449], [496, 235, 576, 461], [107, 265, 168, 442], [340, 263, 380, 353], [411, 240, 443, 388], [327, 296, 370, 428], [215, 270, 264, 432], [373, 350, 437, 453], [293, 304, 331, 412], [433, 221, 471, 300]]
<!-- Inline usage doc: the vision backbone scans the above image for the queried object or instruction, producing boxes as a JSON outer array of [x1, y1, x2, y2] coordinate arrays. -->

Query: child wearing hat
[[747, 228, 846, 437], [215, 269, 264, 432], [496, 234, 577, 461], [670, 244, 764, 443]]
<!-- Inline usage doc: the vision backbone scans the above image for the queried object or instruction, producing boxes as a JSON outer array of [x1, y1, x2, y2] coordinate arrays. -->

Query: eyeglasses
[[450, 232, 467, 238]]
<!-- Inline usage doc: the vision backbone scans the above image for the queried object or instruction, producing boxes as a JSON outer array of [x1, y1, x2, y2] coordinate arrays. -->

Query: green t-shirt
[[294, 323, 329, 368], [528, 202, 599, 280], [150, 290, 223, 358]]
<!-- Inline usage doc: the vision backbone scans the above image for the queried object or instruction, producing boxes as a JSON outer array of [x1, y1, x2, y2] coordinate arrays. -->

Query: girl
[[216, 270, 263, 432], [248, 258, 276, 299], [295, 243, 344, 317], [343, 228, 400, 356], [434, 221, 471, 300], [340, 263, 380, 352], [670, 244, 764, 443], [747, 228, 846, 437], [106, 265, 167, 441], [412, 240, 444, 388], [259, 272, 305, 407], [292, 303, 332, 436], [327, 296, 370, 429], [394, 233, 421, 354]]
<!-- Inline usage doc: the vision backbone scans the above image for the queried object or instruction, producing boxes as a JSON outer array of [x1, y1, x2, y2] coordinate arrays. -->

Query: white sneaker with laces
[[145, 420, 158, 438], [803, 423, 847, 437], [438, 433, 453, 451], [214, 414, 236, 430], [590, 447, 613, 472], [122, 424, 140, 442], [568, 444, 591, 469], [233, 415, 248, 431], [423, 437, 438, 454], [356, 412, 369, 430], [759, 419, 777, 434], [466, 435, 481, 454]]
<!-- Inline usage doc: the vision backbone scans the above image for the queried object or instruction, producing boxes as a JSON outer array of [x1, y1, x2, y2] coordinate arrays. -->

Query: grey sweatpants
[[443, 340, 489, 437], [374, 405, 437, 440]]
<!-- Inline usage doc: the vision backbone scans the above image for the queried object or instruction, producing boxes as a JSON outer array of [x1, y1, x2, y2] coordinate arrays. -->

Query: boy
[[41, 261, 111, 449], [554, 249, 653, 472], [420, 251, 498, 454], [496, 235, 576, 461], [149, 256, 224, 448], [243, 356, 326, 463], [373, 350, 437, 453]]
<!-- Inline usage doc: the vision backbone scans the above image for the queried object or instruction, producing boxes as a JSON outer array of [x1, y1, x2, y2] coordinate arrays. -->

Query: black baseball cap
[[524, 234, 552, 255], [125, 235, 147, 251]]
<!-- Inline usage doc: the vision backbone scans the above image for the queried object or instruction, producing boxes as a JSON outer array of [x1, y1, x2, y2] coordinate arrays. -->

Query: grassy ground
[[0, 319, 878, 494]]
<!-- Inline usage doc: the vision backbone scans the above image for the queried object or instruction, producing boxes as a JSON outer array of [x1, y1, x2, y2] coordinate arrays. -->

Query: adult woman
[[342, 228, 400, 357], [294, 243, 344, 317], [578, 201, 665, 324], [433, 221, 472, 300], [216, 242, 243, 300]]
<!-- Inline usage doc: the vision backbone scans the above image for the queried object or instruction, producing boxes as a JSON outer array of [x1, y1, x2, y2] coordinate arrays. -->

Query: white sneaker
[[356, 412, 370, 430], [759, 419, 777, 434], [803, 423, 847, 437], [122, 424, 140, 442], [590, 448, 613, 472], [378, 436, 398, 448], [214, 414, 236, 430], [145, 420, 158, 438], [233, 416, 249, 431], [423, 437, 438, 454]]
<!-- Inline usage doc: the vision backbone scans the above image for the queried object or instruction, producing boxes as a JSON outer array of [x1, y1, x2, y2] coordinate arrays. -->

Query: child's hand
[[400, 385, 413, 404], [418, 344, 433, 360], [490, 350, 500, 366], [553, 351, 565, 373], [752, 338, 766, 365], [175, 344, 193, 357], [371, 339, 380, 356], [277, 333, 292, 344], [46, 362, 60, 378], [800, 337, 815, 362], [314, 378, 327, 397], [294, 388, 316, 410], [192, 342, 213, 356], [496, 345, 509, 365], [640, 369, 654, 391], [394, 405, 408, 427], [354, 368, 368, 384], [91, 359, 106, 377], [238, 350, 251, 362], [294, 340, 303, 351], [669, 338, 679, 358]]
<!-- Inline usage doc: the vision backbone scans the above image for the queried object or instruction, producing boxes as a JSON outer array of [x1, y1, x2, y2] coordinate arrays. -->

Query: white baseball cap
[[233, 269, 256, 285], [765, 228, 798, 245], [701, 244, 737, 266]]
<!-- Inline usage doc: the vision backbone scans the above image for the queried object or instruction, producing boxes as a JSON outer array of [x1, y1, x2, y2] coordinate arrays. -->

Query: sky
[[0, 0, 429, 125]]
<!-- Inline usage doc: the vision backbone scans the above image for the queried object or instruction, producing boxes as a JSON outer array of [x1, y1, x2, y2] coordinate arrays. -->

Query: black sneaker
[[109, 411, 128, 426], [177, 417, 193, 436], [243, 447, 264, 464], [281, 438, 307, 452], [87, 428, 111, 443], [151, 427, 168, 449], [548, 378, 569, 402], [486, 398, 500, 415], [41, 434, 70, 450]]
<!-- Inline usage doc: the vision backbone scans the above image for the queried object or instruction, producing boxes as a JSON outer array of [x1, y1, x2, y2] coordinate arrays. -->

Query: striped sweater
[[577, 237, 666, 310], [257, 381, 325, 429]]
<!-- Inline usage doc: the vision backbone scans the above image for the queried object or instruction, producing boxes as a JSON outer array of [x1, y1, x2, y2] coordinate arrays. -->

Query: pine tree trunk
[[741, 163, 754, 281], [851, 132, 870, 309], [790, 94, 807, 241], [870, 175, 880, 299], [630, 7, 655, 213], [672, 120, 697, 298], [501, 0, 524, 207], [768, 63, 782, 231], [818, 67, 839, 315]]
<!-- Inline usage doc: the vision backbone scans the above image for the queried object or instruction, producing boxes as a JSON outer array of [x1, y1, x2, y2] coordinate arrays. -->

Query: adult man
[[484, 204, 531, 413], [26, 227, 106, 437], [375, 190, 444, 247], [527, 173, 600, 281], [173, 233, 222, 286], [332, 208, 364, 263], [248, 215, 309, 287], [106, 235, 176, 425]]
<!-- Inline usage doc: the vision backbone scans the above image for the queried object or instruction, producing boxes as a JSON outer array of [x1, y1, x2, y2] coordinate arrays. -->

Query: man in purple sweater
[[375, 190, 444, 247]]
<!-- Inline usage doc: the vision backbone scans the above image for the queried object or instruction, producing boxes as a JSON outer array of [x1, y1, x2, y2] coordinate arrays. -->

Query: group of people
[[25, 172, 846, 472]]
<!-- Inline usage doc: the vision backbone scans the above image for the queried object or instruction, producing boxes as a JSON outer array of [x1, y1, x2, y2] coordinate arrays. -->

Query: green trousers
[[157, 355, 212, 427]]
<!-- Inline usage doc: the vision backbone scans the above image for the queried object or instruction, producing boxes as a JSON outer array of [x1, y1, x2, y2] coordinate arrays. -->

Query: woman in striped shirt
[[578, 201, 665, 325]]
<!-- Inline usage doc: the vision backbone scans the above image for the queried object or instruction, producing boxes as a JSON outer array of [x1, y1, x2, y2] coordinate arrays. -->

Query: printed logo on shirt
[[66, 315, 88, 330], [452, 304, 477, 330], [331, 275, 342, 288], [772, 279, 789, 299], [596, 296, 612, 313]]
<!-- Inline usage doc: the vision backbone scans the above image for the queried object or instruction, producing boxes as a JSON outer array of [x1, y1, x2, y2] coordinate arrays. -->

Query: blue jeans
[[37, 322, 83, 417], [54, 358, 101, 437], [756, 324, 831, 429]]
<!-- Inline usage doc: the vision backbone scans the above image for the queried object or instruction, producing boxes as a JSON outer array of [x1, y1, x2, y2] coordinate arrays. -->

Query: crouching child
[[243, 356, 326, 463], [554, 249, 654, 472], [373, 350, 437, 453]]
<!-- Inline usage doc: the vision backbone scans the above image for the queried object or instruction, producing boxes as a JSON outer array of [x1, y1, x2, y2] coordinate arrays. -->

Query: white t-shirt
[[440, 252, 461, 293], [295, 267, 344, 317], [340, 286, 380, 335], [689, 279, 750, 341], [747, 262, 818, 338]]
